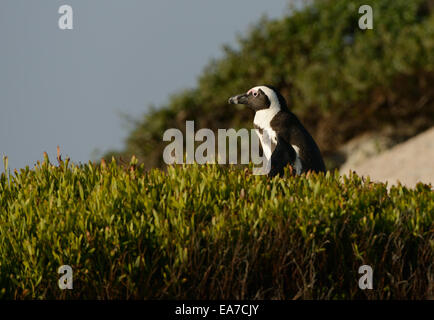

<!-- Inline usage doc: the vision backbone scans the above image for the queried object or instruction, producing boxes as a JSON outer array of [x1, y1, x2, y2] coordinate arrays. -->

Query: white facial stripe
[[249, 86, 280, 111], [252, 86, 280, 133]]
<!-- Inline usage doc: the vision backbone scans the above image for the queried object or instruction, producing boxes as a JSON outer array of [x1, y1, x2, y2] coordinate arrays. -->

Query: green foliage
[[0, 157, 433, 299], [107, 0, 434, 169]]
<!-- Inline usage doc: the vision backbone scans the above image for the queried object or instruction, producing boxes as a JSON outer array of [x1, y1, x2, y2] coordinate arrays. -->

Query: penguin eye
[[252, 91, 258, 97]]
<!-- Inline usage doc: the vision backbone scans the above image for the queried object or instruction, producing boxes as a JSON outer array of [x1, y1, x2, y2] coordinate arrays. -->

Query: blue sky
[[0, 0, 290, 170]]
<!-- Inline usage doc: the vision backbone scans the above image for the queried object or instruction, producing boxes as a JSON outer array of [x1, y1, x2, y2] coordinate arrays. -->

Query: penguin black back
[[228, 85, 326, 177]]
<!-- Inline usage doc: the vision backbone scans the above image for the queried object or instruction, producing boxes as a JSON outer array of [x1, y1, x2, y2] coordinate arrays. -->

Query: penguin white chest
[[254, 109, 279, 160], [254, 128, 276, 160]]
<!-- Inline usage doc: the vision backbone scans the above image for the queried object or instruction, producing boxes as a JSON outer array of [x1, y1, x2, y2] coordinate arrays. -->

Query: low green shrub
[[0, 156, 432, 299]]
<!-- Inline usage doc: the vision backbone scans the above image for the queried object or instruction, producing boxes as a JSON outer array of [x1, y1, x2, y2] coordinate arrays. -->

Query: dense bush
[[0, 156, 432, 299], [105, 0, 434, 169]]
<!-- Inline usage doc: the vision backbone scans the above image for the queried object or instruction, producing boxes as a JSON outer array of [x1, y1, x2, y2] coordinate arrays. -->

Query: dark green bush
[[106, 0, 434, 169], [0, 156, 432, 299]]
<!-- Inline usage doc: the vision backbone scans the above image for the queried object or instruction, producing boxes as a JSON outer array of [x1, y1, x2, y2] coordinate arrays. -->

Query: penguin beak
[[228, 93, 248, 105]]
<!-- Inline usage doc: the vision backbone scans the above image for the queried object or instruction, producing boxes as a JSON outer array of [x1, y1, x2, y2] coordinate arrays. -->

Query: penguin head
[[228, 85, 287, 112]]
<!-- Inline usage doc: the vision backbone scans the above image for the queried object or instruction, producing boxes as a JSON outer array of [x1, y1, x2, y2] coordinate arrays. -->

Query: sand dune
[[340, 127, 434, 188]]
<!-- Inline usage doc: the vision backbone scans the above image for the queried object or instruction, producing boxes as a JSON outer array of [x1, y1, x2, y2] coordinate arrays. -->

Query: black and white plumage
[[228, 85, 326, 177]]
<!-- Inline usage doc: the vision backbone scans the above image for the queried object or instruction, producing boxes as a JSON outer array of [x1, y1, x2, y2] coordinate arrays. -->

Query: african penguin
[[228, 85, 326, 177]]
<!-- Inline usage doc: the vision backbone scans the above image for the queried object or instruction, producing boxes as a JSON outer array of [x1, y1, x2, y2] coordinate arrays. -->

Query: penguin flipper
[[268, 136, 297, 178], [270, 112, 326, 173]]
